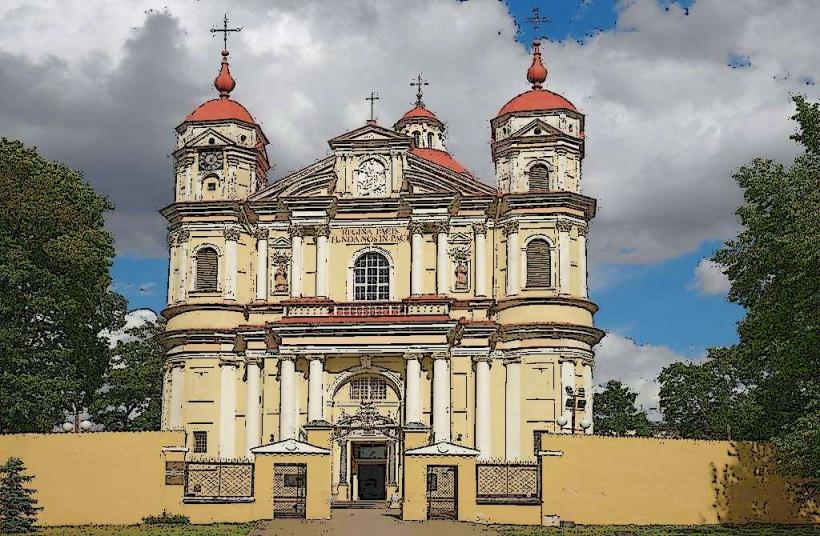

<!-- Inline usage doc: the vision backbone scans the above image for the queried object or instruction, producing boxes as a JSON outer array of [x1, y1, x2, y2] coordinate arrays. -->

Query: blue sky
[[112, 0, 741, 360]]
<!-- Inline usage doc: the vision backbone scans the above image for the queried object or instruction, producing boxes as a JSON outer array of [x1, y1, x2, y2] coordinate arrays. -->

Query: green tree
[[0, 457, 42, 533], [593, 380, 652, 436], [0, 139, 126, 433], [90, 313, 166, 431], [658, 96, 820, 499]]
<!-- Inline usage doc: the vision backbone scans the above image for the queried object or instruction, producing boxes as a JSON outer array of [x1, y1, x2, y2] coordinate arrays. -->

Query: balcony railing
[[284, 301, 449, 318]]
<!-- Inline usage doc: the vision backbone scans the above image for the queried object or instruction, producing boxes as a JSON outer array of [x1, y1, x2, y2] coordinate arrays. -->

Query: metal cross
[[211, 13, 242, 51], [525, 6, 550, 36], [365, 91, 380, 121], [410, 74, 429, 106]]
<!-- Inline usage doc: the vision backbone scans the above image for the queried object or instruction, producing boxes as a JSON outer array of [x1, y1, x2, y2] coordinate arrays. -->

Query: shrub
[[142, 510, 190, 525]]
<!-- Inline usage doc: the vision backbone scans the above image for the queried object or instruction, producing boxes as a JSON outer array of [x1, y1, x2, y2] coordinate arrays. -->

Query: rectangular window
[[193, 431, 208, 453]]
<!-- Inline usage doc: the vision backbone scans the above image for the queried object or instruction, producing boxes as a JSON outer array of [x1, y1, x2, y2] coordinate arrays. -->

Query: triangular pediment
[[251, 156, 336, 200], [329, 123, 410, 145], [186, 128, 235, 148], [405, 441, 480, 456], [509, 119, 564, 139], [251, 438, 330, 455]]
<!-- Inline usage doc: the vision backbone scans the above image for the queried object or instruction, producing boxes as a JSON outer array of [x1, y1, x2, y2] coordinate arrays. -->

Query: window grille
[[195, 248, 219, 292], [193, 431, 208, 453], [476, 462, 540, 504], [350, 376, 388, 400], [526, 239, 551, 288], [353, 252, 389, 301], [528, 164, 550, 191]]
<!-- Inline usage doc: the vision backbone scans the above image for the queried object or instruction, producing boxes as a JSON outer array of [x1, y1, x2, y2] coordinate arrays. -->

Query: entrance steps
[[331, 500, 385, 509]]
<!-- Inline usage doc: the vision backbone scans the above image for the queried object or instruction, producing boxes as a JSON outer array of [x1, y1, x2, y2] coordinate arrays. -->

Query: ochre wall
[[0, 432, 186, 526], [540, 435, 814, 526]]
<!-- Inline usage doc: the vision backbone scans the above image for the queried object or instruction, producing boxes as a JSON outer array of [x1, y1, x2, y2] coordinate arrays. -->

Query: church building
[[160, 37, 601, 503]]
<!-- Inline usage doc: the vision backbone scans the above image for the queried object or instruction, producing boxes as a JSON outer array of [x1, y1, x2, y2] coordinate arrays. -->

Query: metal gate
[[426, 465, 457, 520], [273, 464, 307, 518]]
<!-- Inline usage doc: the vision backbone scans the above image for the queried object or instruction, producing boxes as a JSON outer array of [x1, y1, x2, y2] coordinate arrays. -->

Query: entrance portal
[[353, 443, 387, 500]]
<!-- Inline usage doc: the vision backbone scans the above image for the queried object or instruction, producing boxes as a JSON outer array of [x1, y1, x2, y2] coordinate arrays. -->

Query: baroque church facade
[[161, 39, 601, 502]]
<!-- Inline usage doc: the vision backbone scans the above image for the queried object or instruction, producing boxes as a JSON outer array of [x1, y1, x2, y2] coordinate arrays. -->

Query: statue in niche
[[455, 260, 469, 291], [272, 252, 290, 294]]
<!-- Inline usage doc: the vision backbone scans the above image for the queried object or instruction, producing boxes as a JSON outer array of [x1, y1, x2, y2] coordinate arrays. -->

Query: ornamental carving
[[177, 229, 191, 243], [454, 260, 469, 291], [503, 221, 519, 236], [332, 401, 399, 440], [472, 222, 487, 236], [407, 221, 425, 235], [355, 159, 388, 197], [223, 226, 241, 241], [577, 224, 589, 237], [433, 221, 450, 235], [315, 225, 331, 237], [288, 224, 305, 238], [167, 232, 177, 248], [556, 220, 573, 233], [254, 227, 269, 240]]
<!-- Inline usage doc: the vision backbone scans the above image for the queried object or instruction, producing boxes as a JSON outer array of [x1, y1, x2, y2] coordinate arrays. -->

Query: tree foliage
[[658, 96, 820, 499], [0, 139, 126, 433], [0, 457, 42, 533], [90, 314, 166, 431], [593, 380, 652, 436]]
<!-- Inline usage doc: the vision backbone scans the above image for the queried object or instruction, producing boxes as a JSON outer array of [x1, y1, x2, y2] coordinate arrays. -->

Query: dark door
[[427, 465, 457, 520], [358, 463, 386, 500]]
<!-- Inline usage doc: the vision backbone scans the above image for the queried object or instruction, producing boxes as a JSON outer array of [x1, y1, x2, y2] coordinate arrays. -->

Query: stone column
[[176, 230, 190, 301], [168, 360, 185, 429], [289, 225, 304, 298], [578, 224, 588, 298], [279, 354, 296, 440], [504, 356, 521, 460], [245, 356, 262, 457], [435, 222, 450, 294], [557, 220, 572, 295], [218, 358, 239, 458], [255, 228, 269, 301], [560, 360, 576, 434], [432, 352, 451, 442], [315, 225, 330, 297], [167, 232, 178, 306], [409, 222, 424, 296], [504, 221, 520, 296], [473, 354, 492, 460], [581, 362, 593, 434], [403, 352, 422, 424], [223, 226, 240, 301], [473, 223, 487, 297], [307, 355, 325, 422]]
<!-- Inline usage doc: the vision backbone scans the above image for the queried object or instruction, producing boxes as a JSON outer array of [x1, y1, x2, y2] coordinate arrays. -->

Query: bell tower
[[172, 45, 270, 203], [490, 39, 584, 194]]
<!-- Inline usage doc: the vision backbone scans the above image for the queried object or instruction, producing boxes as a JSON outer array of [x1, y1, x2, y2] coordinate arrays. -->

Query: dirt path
[[250, 508, 505, 536]]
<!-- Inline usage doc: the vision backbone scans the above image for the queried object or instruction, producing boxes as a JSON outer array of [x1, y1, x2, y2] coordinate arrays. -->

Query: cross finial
[[211, 13, 242, 51], [525, 6, 550, 39], [410, 74, 429, 107], [365, 91, 380, 124]]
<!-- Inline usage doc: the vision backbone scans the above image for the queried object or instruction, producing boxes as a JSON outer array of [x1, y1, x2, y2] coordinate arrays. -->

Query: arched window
[[353, 251, 389, 301], [426, 132, 434, 148], [526, 239, 551, 288], [412, 131, 421, 147], [195, 247, 219, 292], [528, 164, 550, 191], [349, 375, 388, 400]]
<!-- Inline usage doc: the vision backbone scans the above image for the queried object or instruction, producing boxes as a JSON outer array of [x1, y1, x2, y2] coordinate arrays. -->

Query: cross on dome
[[365, 91, 380, 124], [410, 74, 429, 107], [210, 14, 242, 99]]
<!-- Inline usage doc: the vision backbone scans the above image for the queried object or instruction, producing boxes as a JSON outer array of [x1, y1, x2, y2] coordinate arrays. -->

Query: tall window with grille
[[526, 239, 552, 288], [528, 164, 550, 191], [350, 376, 388, 400], [193, 431, 208, 453], [353, 252, 389, 301], [195, 247, 219, 292]]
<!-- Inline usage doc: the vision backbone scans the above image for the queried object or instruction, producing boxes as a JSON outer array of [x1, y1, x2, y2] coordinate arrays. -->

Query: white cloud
[[690, 258, 730, 295], [594, 333, 701, 420], [0, 0, 818, 267], [103, 308, 158, 347]]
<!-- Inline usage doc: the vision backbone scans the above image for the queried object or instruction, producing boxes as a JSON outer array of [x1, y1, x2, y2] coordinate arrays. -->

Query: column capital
[[503, 357, 521, 366], [219, 357, 241, 368], [433, 221, 450, 235], [556, 220, 573, 233], [489, 350, 506, 361], [223, 225, 242, 241], [472, 221, 487, 236], [277, 351, 298, 362], [472, 353, 493, 364], [165, 358, 186, 372], [288, 224, 305, 238], [407, 221, 425, 235], [254, 227, 269, 240], [315, 224, 331, 237], [431, 351, 450, 361], [502, 220, 519, 236], [306, 353, 326, 363], [403, 351, 424, 361], [177, 229, 191, 243], [167, 231, 178, 248], [577, 223, 589, 237], [245, 354, 264, 367]]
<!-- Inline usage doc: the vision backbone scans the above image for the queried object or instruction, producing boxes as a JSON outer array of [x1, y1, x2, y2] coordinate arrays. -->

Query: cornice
[[492, 296, 599, 315], [496, 322, 605, 347], [500, 191, 597, 220]]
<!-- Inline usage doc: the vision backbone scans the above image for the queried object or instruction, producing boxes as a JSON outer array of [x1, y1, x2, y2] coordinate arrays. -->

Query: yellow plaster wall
[[539, 435, 814, 526]]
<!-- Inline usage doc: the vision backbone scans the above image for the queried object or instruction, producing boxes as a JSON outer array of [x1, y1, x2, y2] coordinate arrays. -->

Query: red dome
[[185, 98, 255, 123], [496, 89, 577, 117], [402, 105, 439, 121]]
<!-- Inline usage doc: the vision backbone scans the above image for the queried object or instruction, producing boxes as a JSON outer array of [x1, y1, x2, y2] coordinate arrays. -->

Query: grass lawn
[[36, 522, 256, 535], [500, 525, 820, 535]]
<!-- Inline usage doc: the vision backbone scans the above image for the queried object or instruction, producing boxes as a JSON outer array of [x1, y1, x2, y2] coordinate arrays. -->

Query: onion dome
[[496, 39, 577, 118], [185, 50, 256, 124]]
